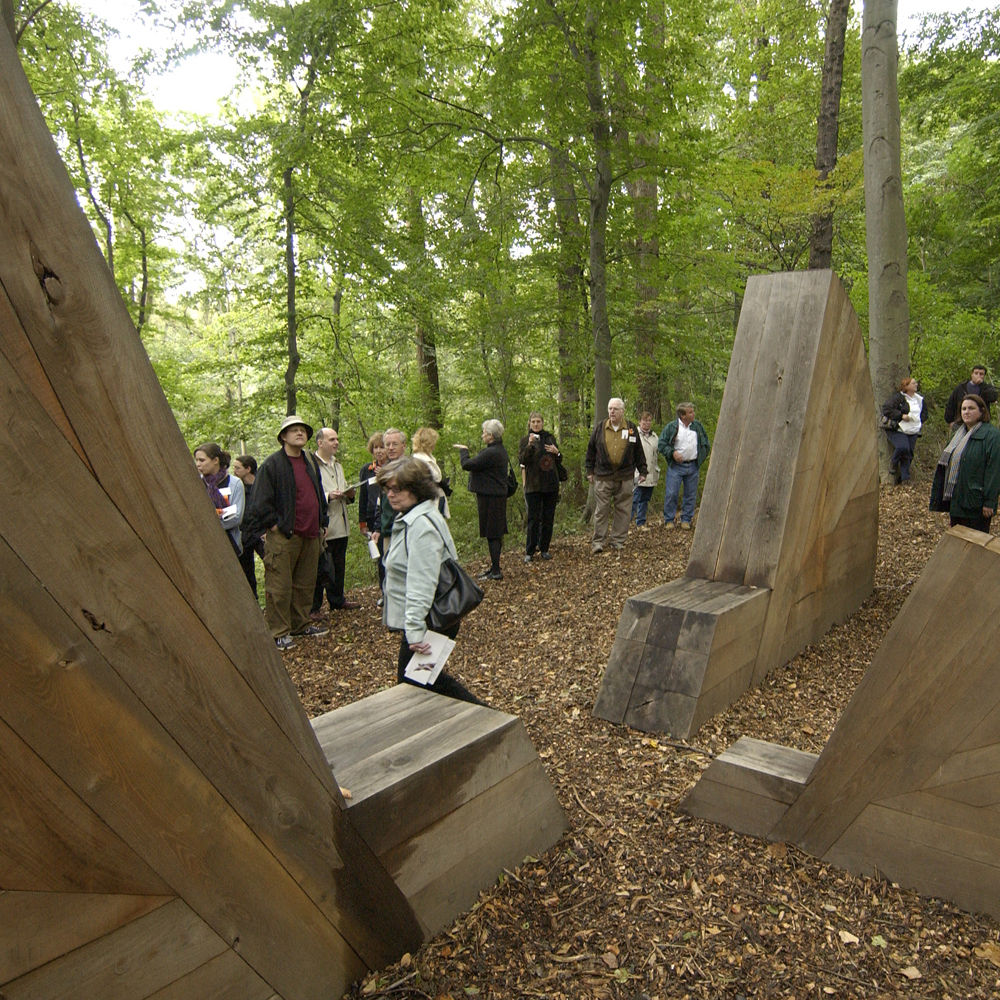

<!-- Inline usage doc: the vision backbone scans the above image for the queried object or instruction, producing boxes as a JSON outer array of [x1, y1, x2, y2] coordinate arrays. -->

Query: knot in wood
[[43, 276, 64, 306]]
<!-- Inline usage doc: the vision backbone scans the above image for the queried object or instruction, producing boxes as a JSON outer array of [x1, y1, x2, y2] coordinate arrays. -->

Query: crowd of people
[[181, 366, 1000, 707]]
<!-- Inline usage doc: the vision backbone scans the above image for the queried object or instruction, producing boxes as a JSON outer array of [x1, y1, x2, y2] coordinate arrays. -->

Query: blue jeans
[[664, 462, 699, 524], [631, 485, 654, 525]]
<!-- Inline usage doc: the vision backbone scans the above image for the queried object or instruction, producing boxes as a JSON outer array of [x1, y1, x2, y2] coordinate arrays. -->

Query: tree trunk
[[809, 0, 851, 270], [861, 0, 909, 482], [549, 144, 584, 470], [406, 187, 442, 429], [627, 148, 659, 421], [283, 166, 299, 416], [1, 0, 13, 43]]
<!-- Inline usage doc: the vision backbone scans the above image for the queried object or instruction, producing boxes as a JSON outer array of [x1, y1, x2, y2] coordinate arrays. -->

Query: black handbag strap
[[402, 510, 456, 559]]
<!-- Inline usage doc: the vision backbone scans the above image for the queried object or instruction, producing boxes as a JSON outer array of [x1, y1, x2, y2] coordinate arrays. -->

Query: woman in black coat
[[454, 418, 509, 580], [881, 376, 927, 483], [518, 412, 563, 562]]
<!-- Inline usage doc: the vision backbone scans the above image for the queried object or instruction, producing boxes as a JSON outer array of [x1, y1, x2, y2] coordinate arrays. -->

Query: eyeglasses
[[385, 485, 402, 494]]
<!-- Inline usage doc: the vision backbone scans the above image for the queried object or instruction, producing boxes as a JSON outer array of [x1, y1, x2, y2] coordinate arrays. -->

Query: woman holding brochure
[[193, 442, 245, 557], [378, 457, 483, 704]]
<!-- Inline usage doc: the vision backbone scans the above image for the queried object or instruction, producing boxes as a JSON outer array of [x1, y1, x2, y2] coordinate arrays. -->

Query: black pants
[[238, 534, 264, 596], [525, 491, 558, 555], [397, 626, 485, 704], [312, 536, 348, 612], [951, 513, 993, 534]]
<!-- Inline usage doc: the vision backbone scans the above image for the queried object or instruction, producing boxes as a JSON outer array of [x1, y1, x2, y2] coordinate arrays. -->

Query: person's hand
[[371, 531, 381, 544], [345, 487, 356, 500], [452, 443, 467, 451], [359, 522, 368, 534], [329, 490, 344, 500], [267, 524, 278, 533], [638, 475, 646, 483], [544, 443, 559, 454], [985, 507, 994, 518], [409, 640, 432, 655], [673, 450, 684, 463], [587, 473, 594, 483]]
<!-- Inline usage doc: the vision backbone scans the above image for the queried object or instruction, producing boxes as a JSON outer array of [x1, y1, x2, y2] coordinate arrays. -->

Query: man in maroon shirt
[[243, 416, 330, 649]]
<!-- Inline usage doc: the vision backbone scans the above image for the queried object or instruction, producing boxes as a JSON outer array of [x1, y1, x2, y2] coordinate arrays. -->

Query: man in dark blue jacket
[[244, 415, 329, 649]]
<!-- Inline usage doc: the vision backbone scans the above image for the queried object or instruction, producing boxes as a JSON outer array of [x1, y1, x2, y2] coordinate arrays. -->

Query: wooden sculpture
[[0, 27, 563, 1000], [594, 269, 878, 737], [683, 526, 1000, 922]]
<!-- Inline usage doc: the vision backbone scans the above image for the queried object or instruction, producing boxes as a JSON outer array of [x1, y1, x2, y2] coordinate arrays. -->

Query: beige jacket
[[315, 454, 351, 540]]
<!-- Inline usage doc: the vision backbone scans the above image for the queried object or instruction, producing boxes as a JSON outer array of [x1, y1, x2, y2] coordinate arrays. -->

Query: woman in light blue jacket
[[378, 457, 483, 703]]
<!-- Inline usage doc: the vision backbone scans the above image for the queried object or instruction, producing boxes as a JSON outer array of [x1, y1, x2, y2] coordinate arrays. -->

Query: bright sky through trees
[[71, 0, 985, 118]]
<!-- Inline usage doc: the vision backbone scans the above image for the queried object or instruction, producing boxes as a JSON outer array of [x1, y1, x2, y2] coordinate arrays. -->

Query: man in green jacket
[[657, 402, 711, 530]]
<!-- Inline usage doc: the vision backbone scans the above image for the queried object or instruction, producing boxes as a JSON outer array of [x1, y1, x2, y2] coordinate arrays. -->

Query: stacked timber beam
[[312, 687, 566, 938], [684, 526, 1000, 922], [594, 269, 879, 737]]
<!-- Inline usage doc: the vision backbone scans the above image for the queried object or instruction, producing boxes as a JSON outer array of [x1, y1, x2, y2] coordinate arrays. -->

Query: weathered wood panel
[[1, 898, 228, 1000], [596, 270, 877, 737], [0, 892, 172, 984], [143, 949, 274, 1000], [0, 718, 170, 895]]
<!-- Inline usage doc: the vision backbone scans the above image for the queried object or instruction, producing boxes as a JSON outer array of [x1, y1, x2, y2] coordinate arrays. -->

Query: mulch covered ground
[[284, 474, 1000, 1000]]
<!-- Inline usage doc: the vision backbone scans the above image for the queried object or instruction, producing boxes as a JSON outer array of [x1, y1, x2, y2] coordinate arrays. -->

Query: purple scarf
[[203, 470, 229, 509]]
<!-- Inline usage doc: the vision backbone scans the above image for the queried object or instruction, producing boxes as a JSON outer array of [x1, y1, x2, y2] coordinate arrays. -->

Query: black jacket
[[882, 391, 928, 429], [945, 380, 998, 425], [358, 461, 380, 529], [459, 440, 509, 496], [585, 419, 648, 481], [518, 430, 563, 494], [243, 447, 328, 539]]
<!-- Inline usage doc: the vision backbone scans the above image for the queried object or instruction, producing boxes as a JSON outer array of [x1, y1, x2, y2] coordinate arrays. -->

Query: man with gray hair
[[658, 402, 711, 530], [585, 398, 647, 553]]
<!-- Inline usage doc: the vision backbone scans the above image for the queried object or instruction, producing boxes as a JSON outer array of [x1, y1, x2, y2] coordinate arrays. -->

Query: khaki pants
[[593, 478, 632, 548], [263, 531, 321, 638]]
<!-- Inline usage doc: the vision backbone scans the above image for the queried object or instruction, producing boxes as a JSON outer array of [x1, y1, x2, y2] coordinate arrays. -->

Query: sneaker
[[540, 552, 552, 561], [376, 597, 384, 609], [664, 521, 675, 530], [610, 543, 624, 551], [680, 522, 692, 531], [638, 525, 650, 532], [486, 569, 504, 580], [524, 554, 534, 563], [335, 600, 361, 610], [275, 635, 296, 651], [293, 624, 329, 637], [591, 544, 604, 554]]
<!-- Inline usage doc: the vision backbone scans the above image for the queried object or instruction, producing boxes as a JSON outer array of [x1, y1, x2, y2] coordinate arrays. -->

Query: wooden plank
[[0, 19, 339, 819], [705, 738, 817, 804], [688, 661, 757, 735], [688, 275, 772, 579], [926, 743, 1000, 788], [0, 717, 170, 895], [382, 760, 566, 936], [0, 893, 172, 984], [143, 948, 274, 1000], [0, 538, 374, 1000], [825, 802, 1000, 921], [623, 687, 697, 737], [681, 776, 791, 842], [336, 713, 539, 857], [593, 638, 645, 724], [0, 348, 420, 968], [313, 691, 477, 774], [2, 898, 228, 1000], [743, 270, 832, 590], [712, 275, 804, 585]]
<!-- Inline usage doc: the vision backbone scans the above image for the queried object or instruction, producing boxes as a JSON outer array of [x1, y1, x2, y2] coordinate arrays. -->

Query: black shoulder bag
[[405, 518, 484, 631], [507, 461, 519, 497]]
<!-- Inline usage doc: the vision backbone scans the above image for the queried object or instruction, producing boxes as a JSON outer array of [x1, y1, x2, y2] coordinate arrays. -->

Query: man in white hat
[[242, 415, 329, 649]]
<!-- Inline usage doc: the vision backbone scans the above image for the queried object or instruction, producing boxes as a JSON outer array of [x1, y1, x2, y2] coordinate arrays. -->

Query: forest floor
[[284, 472, 1000, 1000]]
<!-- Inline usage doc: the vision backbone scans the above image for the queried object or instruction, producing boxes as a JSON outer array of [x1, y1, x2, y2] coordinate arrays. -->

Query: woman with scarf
[[930, 395, 1000, 533], [517, 412, 563, 562], [194, 442, 245, 556]]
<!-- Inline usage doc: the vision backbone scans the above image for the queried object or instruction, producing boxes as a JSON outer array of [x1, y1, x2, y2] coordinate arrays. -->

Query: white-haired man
[[585, 398, 647, 553]]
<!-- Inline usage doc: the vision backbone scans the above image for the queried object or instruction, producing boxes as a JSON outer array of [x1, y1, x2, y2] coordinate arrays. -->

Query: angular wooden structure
[[313, 687, 566, 938], [0, 28, 563, 1000], [683, 526, 1000, 921], [594, 269, 878, 737]]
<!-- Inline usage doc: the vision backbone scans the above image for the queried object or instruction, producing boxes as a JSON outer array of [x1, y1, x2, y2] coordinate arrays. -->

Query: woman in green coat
[[930, 394, 1000, 534]]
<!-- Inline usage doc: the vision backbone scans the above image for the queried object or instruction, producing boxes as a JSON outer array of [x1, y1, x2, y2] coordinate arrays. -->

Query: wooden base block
[[681, 737, 817, 840], [312, 687, 566, 937], [593, 580, 770, 738]]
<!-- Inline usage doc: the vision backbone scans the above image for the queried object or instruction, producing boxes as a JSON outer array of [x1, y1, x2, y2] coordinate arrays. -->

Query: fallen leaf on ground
[[900, 966, 922, 980], [974, 941, 1000, 967]]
